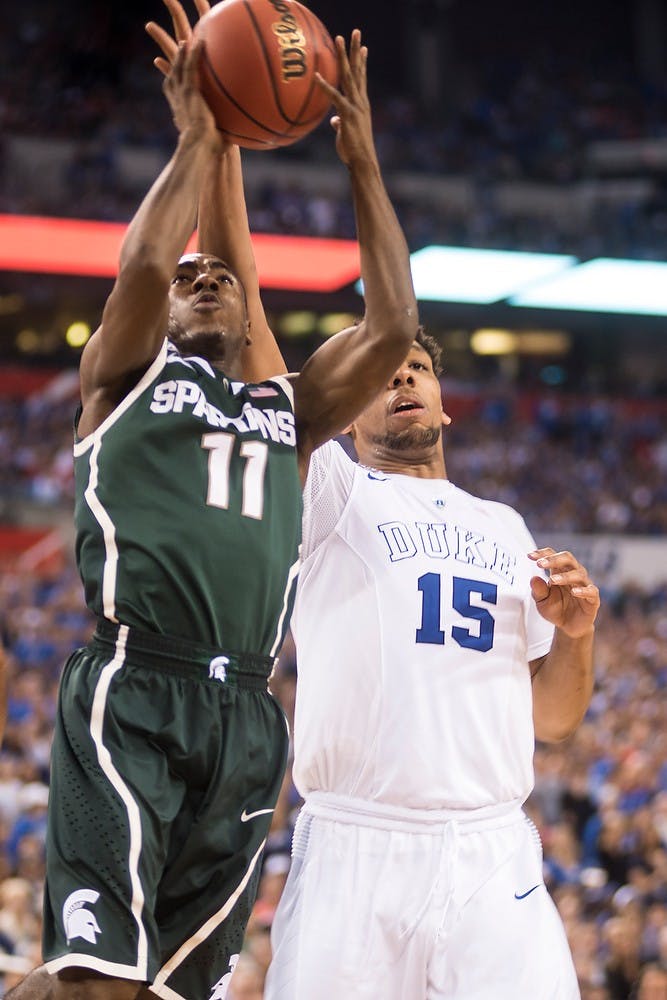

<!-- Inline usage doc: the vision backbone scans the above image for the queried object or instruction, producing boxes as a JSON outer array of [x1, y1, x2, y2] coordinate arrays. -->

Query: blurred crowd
[[0, 380, 665, 998], [2, 382, 666, 536], [3, 2, 667, 259], [1, 2, 667, 996], [0, 559, 666, 998]]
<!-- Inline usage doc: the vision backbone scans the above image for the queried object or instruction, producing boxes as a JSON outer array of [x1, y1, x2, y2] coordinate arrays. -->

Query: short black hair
[[415, 326, 443, 377]]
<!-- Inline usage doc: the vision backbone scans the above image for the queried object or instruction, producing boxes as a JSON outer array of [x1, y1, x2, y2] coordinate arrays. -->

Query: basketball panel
[[243, 0, 322, 125]]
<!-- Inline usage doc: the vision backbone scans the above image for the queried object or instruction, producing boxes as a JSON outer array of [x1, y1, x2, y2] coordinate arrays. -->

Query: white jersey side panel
[[291, 440, 554, 810]]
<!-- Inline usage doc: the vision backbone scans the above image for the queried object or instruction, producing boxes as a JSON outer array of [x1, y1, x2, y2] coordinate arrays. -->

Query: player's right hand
[[164, 40, 222, 154], [315, 30, 376, 169]]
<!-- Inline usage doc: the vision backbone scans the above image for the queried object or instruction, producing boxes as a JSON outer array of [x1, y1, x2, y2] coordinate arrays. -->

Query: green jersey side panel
[[74, 344, 302, 656]]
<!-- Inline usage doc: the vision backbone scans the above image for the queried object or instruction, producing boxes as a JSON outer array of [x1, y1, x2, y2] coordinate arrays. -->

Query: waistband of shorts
[[91, 618, 274, 690], [301, 792, 523, 833]]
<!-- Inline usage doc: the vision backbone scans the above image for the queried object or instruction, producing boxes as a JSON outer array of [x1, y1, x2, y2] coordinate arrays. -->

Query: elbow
[[534, 710, 586, 744], [371, 308, 419, 353]]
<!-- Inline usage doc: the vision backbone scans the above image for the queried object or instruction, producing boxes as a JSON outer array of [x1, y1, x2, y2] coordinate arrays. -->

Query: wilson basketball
[[194, 0, 339, 150]]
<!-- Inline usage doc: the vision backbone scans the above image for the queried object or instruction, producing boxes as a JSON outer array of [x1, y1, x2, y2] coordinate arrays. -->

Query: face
[[351, 342, 449, 456], [167, 253, 249, 362]]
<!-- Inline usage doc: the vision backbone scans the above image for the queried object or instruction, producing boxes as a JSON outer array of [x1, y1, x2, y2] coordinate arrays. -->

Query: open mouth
[[390, 396, 424, 416], [194, 293, 220, 308]]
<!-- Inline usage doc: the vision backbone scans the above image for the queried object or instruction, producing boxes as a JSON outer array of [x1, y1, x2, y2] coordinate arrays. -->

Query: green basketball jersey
[[73, 341, 302, 657]]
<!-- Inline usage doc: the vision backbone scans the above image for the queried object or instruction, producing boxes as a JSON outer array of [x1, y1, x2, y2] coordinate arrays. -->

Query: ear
[[442, 409, 452, 427], [245, 319, 252, 347]]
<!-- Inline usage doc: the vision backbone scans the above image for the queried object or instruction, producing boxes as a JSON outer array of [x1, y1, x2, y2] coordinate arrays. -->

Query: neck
[[355, 446, 447, 480], [177, 337, 244, 380]]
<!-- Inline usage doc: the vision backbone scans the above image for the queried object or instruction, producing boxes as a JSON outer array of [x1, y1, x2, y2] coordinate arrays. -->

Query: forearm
[[118, 128, 211, 279], [198, 145, 251, 268], [532, 627, 595, 742], [349, 156, 417, 346], [198, 146, 286, 380]]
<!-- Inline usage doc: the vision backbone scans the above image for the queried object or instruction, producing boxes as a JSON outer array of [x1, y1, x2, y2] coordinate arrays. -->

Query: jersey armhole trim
[[269, 374, 296, 409], [74, 340, 168, 457]]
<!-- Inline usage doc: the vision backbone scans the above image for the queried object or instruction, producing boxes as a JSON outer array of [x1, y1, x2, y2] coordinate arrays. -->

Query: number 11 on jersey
[[202, 432, 268, 520]]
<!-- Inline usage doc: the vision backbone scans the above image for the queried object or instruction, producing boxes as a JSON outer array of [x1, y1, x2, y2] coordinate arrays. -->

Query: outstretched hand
[[163, 39, 221, 152], [146, 0, 211, 76], [528, 548, 600, 639], [315, 29, 376, 168]]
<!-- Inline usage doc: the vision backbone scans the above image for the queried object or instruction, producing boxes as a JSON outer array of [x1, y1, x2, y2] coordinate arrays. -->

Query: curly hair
[[415, 326, 443, 377]]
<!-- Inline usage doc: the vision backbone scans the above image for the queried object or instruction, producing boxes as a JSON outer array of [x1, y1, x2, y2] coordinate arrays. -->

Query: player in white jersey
[[263, 328, 600, 1000]]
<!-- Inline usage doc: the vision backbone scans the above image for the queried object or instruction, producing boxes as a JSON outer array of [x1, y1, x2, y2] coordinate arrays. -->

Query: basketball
[[194, 0, 339, 150]]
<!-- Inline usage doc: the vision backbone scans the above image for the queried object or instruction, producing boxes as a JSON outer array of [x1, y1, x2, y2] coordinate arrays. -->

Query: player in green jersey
[[8, 21, 418, 1000]]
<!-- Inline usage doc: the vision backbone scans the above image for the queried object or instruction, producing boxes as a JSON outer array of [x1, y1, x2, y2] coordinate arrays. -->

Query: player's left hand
[[528, 547, 600, 639], [146, 0, 211, 76], [315, 30, 375, 169]]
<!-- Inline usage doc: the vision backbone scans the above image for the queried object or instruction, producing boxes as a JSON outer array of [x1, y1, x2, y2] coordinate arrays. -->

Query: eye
[[410, 361, 426, 370], [171, 274, 189, 285]]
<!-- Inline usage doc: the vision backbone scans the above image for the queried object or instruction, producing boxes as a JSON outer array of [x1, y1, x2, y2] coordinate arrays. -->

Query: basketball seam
[[291, 6, 322, 125], [243, 0, 301, 127], [201, 47, 294, 141]]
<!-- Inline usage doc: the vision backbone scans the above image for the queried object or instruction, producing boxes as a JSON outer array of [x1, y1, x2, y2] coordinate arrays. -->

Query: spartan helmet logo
[[209, 953, 239, 999], [209, 656, 229, 682], [62, 889, 102, 945]]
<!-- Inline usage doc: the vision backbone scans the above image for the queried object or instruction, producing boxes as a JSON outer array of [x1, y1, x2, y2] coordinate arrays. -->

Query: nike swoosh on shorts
[[514, 884, 543, 900], [240, 807, 275, 822]]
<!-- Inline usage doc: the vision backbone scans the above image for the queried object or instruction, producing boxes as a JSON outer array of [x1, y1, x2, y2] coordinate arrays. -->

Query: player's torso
[[74, 347, 301, 655], [293, 461, 540, 809]]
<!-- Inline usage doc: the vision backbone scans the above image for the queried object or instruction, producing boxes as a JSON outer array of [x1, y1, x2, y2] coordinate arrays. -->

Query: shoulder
[[239, 372, 298, 409], [304, 438, 354, 500], [451, 484, 532, 535]]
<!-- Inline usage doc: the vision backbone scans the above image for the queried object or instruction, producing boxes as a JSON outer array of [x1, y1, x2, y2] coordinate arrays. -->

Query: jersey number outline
[[202, 433, 268, 520], [416, 573, 497, 651]]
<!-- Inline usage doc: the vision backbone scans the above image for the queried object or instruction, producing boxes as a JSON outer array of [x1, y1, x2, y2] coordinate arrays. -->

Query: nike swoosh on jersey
[[514, 884, 543, 900], [240, 807, 275, 822]]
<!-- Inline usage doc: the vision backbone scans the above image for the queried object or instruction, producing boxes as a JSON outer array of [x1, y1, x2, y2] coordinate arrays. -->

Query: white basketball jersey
[[291, 440, 554, 811]]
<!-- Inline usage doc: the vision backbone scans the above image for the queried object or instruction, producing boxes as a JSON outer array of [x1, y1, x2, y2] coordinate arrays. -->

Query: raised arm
[[292, 32, 418, 472], [147, 0, 287, 382], [78, 41, 223, 436], [528, 547, 599, 742]]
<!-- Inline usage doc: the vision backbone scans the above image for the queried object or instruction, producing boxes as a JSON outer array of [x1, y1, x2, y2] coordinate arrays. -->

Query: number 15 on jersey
[[416, 573, 497, 652]]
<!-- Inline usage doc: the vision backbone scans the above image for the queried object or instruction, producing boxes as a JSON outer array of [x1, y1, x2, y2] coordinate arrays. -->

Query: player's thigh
[[429, 819, 579, 1000], [266, 813, 433, 1000], [150, 688, 289, 1000], [44, 650, 177, 979]]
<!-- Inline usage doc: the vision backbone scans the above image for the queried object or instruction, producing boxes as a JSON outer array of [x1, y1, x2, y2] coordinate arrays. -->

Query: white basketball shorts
[[264, 793, 580, 1000]]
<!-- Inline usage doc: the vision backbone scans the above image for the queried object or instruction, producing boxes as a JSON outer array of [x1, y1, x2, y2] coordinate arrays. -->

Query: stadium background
[[0, 0, 666, 996]]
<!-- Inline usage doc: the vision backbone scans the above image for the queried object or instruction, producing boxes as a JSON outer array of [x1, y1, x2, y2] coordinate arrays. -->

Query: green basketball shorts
[[43, 620, 289, 1000]]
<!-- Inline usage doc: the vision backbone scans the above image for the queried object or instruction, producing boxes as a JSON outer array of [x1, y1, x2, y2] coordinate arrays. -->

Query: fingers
[[147, 0, 209, 76], [317, 29, 367, 105], [165, 38, 187, 86], [163, 0, 193, 43], [338, 30, 365, 97], [183, 37, 203, 83], [146, 21, 178, 69], [530, 575, 550, 602], [528, 548, 599, 600]]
